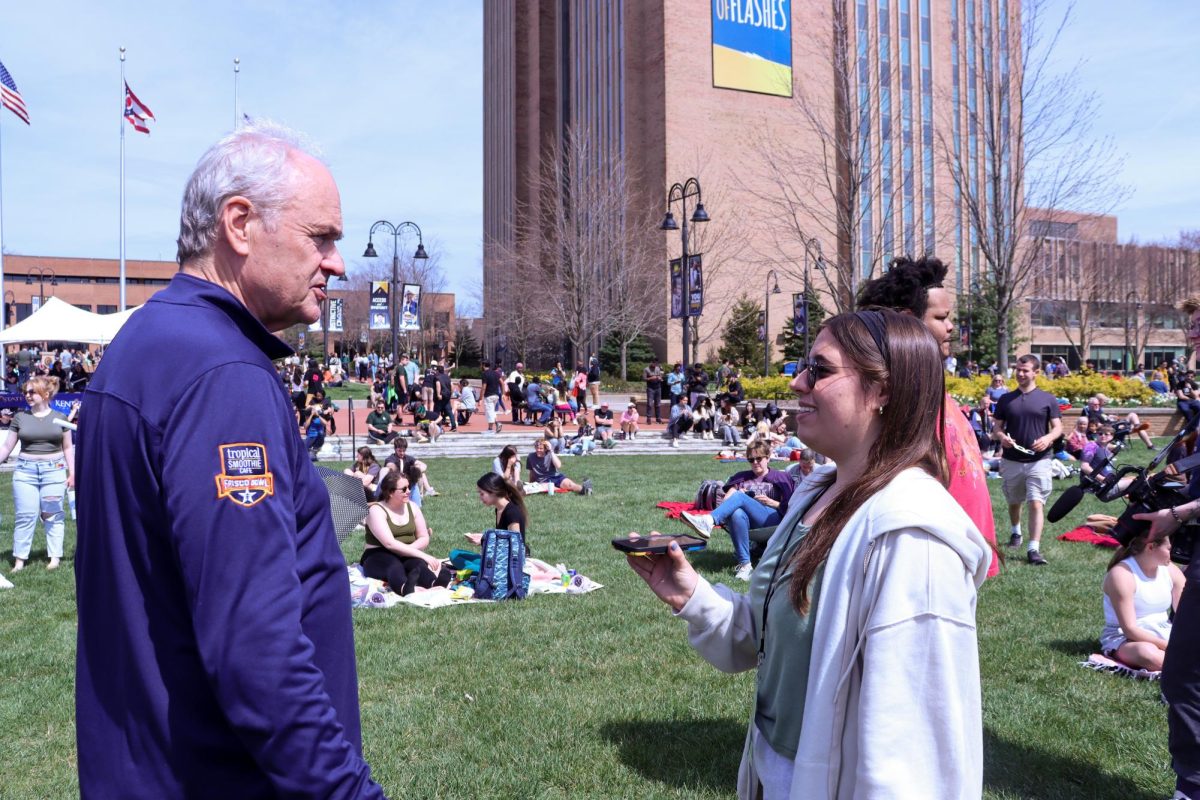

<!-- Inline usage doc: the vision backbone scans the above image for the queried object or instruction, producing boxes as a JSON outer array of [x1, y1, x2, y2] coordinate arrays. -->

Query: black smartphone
[[611, 534, 707, 554]]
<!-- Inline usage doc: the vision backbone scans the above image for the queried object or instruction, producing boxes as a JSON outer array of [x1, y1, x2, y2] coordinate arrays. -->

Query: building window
[[1089, 346, 1130, 372], [1029, 220, 1079, 239], [96, 305, 118, 314], [1029, 299, 1076, 327], [1144, 349, 1184, 369]]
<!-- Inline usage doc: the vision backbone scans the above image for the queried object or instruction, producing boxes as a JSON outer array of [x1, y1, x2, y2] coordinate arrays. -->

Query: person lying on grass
[[627, 309, 989, 799], [1100, 529, 1184, 671], [527, 438, 592, 495]]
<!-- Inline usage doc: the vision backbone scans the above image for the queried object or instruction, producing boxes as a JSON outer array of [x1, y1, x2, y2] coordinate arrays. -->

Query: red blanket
[[657, 500, 702, 519], [1056, 525, 1120, 548]]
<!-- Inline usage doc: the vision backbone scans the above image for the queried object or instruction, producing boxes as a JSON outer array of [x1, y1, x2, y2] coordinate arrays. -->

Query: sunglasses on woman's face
[[395, 485, 411, 494], [795, 358, 845, 386], [747, 456, 768, 464]]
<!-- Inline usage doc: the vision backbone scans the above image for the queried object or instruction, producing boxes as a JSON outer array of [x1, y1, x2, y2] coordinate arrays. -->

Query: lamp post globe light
[[660, 178, 709, 370], [362, 220, 428, 366], [764, 269, 781, 376]]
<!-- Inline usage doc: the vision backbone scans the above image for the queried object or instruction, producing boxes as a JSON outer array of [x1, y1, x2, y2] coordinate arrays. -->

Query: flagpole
[[233, 58, 240, 129], [119, 47, 127, 312]]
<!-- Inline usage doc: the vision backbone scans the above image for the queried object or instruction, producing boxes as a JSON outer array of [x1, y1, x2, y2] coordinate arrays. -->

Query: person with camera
[[1131, 295, 1200, 800], [681, 439, 794, 582], [991, 355, 1062, 566]]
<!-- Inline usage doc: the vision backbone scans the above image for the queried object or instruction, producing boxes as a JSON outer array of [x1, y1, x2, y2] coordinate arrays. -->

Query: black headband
[[854, 309, 891, 366]]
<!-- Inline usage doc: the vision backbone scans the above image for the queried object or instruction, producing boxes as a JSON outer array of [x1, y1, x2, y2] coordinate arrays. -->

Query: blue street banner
[[793, 292, 806, 336], [711, 0, 793, 97], [399, 283, 421, 332], [687, 254, 704, 317], [0, 392, 82, 416], [369, 281, 390, 330]]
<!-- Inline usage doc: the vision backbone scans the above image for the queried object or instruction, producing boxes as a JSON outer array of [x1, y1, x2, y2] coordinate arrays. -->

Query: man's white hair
[[175, 121, 322, 265]]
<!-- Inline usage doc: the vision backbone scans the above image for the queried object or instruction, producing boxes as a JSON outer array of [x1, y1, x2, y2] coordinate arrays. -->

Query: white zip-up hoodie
[[678, 465, 989, 799]]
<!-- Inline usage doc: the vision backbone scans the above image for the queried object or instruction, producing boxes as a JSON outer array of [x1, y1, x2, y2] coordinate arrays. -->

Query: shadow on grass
[[984, 726, 1161, 800], [600, 717, 744, 792], [1046, 638, 1098, 658], [689, 548, 739, 572]]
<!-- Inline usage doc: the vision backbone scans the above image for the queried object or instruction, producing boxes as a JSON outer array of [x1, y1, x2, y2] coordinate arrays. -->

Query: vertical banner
[[757, 311, 766, 342], [792, 292, 807, 336], [399, 283, 422, 331], [669, 258, 684, 319], [711, 0, 793, 97], [687, 254, 704, 317], [329, 298, 343, 332], [369, 281, 390, 330], [298, 330, 305, 349]]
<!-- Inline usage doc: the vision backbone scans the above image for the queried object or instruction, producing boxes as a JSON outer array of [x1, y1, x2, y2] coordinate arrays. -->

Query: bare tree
[[1029, 236, 1123, 364], [744, 1, 904, 313], [491, 125, 653, 370], [940, 0, 1128, 367]]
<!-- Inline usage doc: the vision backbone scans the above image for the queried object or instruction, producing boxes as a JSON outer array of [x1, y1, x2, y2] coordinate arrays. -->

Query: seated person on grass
[[1101, 529, 1184, 671], [527, 438, 592, 495], [344, 446, 383, 499], [1064, 416, 1089, 459], [379, 437, 437, 502], [360, 471, 452, 596], [365, 400, 403, 444], [492, 445, 522, 485], [681, 440, 795, 582], [464, 472, 529, 550]]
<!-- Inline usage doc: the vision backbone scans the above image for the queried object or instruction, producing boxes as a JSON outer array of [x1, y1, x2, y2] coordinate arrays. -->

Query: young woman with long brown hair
[[627, 309, 989, 799]]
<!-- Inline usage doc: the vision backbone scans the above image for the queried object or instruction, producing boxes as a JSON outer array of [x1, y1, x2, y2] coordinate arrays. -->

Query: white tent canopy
[[0, 297, 140, 344]]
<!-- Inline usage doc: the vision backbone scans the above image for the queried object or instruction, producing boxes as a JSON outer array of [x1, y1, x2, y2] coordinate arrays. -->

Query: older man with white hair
[[74, 123, 386, 798]]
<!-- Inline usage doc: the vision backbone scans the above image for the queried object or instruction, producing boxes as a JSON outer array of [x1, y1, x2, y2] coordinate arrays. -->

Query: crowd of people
[[10, 120, 1196, 799]]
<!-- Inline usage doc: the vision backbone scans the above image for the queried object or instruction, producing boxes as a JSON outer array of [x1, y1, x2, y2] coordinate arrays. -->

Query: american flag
[[124, 81, 155, 134], [0, 59, 29, 125]]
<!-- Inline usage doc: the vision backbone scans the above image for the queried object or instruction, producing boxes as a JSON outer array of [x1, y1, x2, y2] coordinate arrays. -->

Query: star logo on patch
[[215, 443, 276, 508]]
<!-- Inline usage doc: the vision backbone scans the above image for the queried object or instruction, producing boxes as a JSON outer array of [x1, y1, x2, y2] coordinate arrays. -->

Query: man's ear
[[218, 196, 254, 257]]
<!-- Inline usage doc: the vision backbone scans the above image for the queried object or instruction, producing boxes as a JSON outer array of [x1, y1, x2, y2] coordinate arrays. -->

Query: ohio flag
[[124, 82, 155, 134]]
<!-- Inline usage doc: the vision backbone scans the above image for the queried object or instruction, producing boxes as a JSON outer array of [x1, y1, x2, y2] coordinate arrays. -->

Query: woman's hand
[[425, 554, 444, 573], [67, 474, 75, 490], [463, 532, 483, 545], [625, 534, 698, 613]]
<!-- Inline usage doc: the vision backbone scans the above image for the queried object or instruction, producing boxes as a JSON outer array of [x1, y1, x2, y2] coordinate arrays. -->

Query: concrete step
[[314, 431, 737, 462]]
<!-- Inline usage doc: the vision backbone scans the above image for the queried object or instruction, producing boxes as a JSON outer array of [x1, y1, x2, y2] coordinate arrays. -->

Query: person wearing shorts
[[480, 360, 503, 434], [991, 354, 1062, 566]]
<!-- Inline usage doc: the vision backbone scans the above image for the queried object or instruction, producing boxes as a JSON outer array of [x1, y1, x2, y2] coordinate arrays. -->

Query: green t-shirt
[[749, 518, 823, 761], [12, 409, 69, 455], [365, 410, 392, 436]]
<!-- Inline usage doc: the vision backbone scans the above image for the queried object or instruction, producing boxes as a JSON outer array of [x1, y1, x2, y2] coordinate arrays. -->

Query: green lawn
[[0, 446, 1179, 799]]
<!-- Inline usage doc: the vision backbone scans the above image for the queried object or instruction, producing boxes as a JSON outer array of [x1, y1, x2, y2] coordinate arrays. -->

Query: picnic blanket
[[1079, 652, 1161, 681], [1056, 525, 1120, 548], [348, 560, 601, 610], [657, 500, 702, 520]]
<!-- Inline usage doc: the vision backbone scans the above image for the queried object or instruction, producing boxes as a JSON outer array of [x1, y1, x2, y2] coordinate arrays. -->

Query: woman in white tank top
[[1101, 531, 1186, 670]]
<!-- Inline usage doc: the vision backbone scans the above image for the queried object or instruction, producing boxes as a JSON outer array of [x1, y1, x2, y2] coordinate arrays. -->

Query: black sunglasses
[[795, 358, 845, 385]]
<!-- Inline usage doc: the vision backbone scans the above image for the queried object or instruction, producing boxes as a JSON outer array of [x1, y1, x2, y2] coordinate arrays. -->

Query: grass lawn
[[326, 382, 372, 401], [0, 445, 1179, 798]]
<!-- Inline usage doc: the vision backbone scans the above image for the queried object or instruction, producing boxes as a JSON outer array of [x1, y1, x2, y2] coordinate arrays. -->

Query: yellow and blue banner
[[711, 0, 792, 97]]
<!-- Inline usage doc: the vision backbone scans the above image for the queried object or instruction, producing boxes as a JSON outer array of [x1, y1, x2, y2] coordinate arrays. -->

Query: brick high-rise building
[[483, 1, 1025, 366]]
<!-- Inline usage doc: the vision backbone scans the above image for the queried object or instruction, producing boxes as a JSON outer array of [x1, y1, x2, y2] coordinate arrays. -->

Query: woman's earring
[[878, 405, 885, 415]]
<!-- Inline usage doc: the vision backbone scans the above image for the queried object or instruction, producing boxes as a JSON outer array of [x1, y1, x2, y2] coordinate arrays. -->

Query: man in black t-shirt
[[434, 365, 455, 431], [480, 360, 504, 434], [991, 354, 1063, 565]]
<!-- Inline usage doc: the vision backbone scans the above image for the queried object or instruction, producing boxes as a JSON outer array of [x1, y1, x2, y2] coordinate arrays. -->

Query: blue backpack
[[474, 529, 530, 601]]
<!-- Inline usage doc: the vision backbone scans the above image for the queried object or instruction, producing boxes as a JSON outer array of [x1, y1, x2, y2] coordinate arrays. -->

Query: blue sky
[[1044, 0, 1200, 243], [0, 2, 483, 304], [0, 2, 1194, 314]]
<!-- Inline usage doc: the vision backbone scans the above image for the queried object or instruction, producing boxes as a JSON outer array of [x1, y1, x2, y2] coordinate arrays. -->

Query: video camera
[[1048, 425, 1200, 565]]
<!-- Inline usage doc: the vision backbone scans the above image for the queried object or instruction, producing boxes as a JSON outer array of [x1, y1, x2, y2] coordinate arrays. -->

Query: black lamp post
[[763, 269, 780, 376], [362, 220, 429, 365], [660, 178, 709, 370], [25, 267, 57, 308]]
